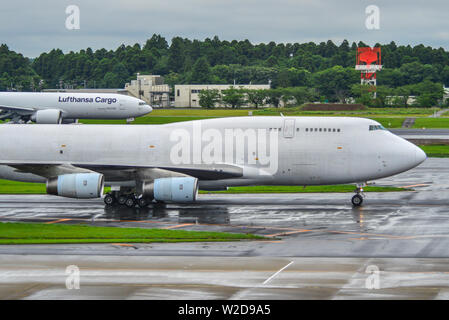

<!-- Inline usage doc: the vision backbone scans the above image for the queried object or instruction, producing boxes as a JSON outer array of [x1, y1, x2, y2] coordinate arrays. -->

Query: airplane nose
[[379, 133, 426, 177], [140, 104, 152, 115], [415, 146, 427, 165]]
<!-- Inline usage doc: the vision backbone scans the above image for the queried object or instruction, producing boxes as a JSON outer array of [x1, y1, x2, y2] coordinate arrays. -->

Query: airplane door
[[283, 118, 295, 138]]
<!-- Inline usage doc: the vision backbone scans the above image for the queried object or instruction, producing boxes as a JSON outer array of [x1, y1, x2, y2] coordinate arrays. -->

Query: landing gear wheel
[[352, 194, 363, 207], [137, 198, 150, 208], [125, 197, 136, 208], [104, 194, 115, 206], [117, 195, 127, 205]]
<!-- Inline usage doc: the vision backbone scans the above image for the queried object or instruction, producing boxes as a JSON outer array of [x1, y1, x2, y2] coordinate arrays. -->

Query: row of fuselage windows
[[267, 127, 342, 132], [305, 128, 341, 133], [268, 126, 383, 133]]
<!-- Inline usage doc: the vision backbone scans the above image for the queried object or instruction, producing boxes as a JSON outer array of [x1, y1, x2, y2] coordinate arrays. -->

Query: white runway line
[[228, 261, 294, 300], [263, 261, 294, 285]]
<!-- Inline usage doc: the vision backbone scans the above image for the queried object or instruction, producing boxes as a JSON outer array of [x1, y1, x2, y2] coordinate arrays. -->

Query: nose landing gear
[[351, 184, 365, 207]]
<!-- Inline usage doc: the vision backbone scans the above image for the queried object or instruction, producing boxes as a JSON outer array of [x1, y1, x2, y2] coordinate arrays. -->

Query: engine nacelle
[[46, 173, 104, 199], [152, 177, 198, 202], [31, 109, 62, 124]]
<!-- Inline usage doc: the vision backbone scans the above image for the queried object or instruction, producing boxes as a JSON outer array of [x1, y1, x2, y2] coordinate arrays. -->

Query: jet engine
[[31, 109, 62, 124], [139, 177, 198, 202], [46, 173, 104, 199]]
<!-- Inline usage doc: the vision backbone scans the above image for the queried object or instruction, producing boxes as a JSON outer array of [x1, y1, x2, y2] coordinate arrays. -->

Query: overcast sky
[[1, 0, 448, 57]]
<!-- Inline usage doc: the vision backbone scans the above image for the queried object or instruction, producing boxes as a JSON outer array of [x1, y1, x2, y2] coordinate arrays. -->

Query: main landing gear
[[104, 191, 153, 208], [351, 184, 365, 207]]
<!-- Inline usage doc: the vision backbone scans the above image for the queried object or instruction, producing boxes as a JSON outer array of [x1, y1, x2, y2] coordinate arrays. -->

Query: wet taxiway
[[1, 158, 449, 299], [0, 158, 449, 257], [2, 255, 449, 299]]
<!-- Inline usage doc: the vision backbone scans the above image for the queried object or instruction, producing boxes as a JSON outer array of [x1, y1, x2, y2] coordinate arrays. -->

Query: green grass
[[80, 116, 211, 125], [419, 145, 449, 158], [0, 222, 263, 244], [146, 107, 437, 117], [0, 180, 46, 194], [200, 185, 406, 194], [413, 118, 449, 129], [150, 108, 257, 117], [253, 107, 438, 117]]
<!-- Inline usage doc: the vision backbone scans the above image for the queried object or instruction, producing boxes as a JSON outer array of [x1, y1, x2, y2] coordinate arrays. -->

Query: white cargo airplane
[[0, 116, 426, 207], [0, 92, 152, 123]]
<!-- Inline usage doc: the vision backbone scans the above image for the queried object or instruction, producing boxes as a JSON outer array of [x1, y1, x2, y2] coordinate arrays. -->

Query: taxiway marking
[[399, 183, 431, 188], [45, 218, 72, 224], [111, 243, 137, 248], [263, 261, 294, 285], [162, 223, 194, 230], [265, 230, 311, 237]]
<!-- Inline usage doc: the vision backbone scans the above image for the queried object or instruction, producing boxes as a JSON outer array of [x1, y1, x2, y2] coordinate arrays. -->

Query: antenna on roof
[[280, 113, 284, 117]]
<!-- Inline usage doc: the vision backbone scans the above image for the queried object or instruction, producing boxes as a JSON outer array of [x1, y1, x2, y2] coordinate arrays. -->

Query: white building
[[125, 74, 170, 107], [385, 95, 417, 106], [174, 84, 270, 108]]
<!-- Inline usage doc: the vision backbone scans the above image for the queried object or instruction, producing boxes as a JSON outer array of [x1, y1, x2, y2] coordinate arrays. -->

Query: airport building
[[385, 95, 417, 106], [45, 77, 275, 108], [124, 74, 170, 107], [174, 84, 270, 108]]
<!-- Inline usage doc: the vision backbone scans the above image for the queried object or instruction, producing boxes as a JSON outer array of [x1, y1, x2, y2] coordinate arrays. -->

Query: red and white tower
[[355, 47, 382, 90]]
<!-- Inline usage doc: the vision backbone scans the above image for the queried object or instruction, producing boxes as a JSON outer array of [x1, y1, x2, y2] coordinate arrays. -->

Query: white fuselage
[[0, 92, 152, 119], [0, 117, 426, 189]]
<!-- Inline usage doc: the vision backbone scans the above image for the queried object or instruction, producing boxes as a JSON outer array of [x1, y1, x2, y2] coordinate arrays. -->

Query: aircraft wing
[[83, 164, 243, 180], [0, 105, 36, 121], [10, 164, 96, 177], [7, 163, 244, 181], [0, 105, 35, 115]]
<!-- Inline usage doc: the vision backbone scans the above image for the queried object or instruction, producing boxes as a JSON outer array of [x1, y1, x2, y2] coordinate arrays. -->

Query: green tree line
[[0, 34, 448, 105]]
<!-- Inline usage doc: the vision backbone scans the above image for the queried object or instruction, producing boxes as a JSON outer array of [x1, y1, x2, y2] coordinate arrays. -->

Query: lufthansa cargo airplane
[[0, 116, 426, 207], [0, 92, 153, 123]]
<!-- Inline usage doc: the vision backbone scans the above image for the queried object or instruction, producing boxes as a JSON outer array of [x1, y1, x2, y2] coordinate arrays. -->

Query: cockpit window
[[138, 102, 146, 105], [369, 125, 386, 131]]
